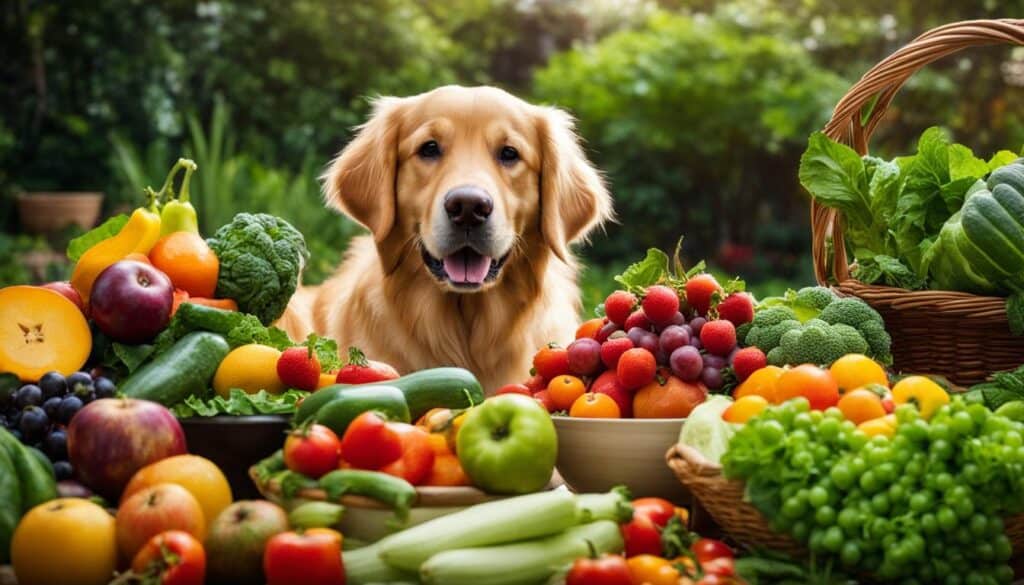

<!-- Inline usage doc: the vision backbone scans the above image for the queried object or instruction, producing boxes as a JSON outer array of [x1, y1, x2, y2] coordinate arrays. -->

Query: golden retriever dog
[[278, 85, 613, 391]]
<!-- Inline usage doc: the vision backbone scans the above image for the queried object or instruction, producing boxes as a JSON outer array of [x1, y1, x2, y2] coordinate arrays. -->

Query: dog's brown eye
[[498, 146, 519, 165], [418, 140, 441, 160]]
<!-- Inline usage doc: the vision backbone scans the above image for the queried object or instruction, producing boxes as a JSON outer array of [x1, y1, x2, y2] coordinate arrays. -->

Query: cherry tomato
[[626, 555, 680, 585], [566, 553, 633, 585], [692, 538, 733, 564], [263, 528, 344, 585], [701, 556, 735, 577], [496, 383, 532, 396], [622, 514, 662, 558], [524, 373, 547, 393], [284, 424, 341, 478], [340, 411, 402, 470], [379, 423, 435, 485], [131, 530, 205, 585], [632, 498, 677, 528]]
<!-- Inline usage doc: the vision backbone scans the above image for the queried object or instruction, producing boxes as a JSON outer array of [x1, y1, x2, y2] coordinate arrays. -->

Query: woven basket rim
[[808, 19, 1024, 302]]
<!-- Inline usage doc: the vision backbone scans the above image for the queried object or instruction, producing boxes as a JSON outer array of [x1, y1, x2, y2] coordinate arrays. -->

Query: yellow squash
[[70, 203, 161, 304]]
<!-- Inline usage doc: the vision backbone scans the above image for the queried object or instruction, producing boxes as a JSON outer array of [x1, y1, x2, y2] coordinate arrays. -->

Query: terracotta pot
[[17, 192, 104, 234]]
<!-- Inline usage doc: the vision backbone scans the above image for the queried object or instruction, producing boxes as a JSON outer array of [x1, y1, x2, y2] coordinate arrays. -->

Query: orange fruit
[[424, 453, 471, 487], [722, 395, 769, 424], [0, 286, 91, 381], [837, 388, 886, 425], [122, 454, 233, 525], [569, 393, 621, 418], [775, 364, 839, 411], [633, 375, 707, 418], [149, 232, 219, 298], [547, 375, 586, 410], [829, 354, 888, 392], [575, 318, 605, 340], [733, 366, 783, 403]]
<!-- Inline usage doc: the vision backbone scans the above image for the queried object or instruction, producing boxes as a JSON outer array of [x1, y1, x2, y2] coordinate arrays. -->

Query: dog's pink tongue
[[443, 252, 492, 284]]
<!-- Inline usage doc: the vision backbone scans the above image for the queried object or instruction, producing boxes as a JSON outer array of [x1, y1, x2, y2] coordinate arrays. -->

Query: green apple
[[456, 394, 557, 494]]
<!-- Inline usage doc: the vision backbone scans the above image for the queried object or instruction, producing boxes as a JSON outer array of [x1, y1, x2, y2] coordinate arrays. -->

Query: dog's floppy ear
[[323, 96, 405, 242], [536, 106, 614, 262]]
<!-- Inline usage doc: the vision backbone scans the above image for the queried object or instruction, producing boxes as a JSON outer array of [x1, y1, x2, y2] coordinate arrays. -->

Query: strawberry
[[616, 348, 657, 390], [335, 347, 400, 384], [717, 292, 755, 326], [685, 274, 722, 317], [623, 309, 652, 332], [277, 346, 322, 391], [699, 319, 737, 357], [533, 345, 570, 379], [600, 336, 635, 370], [604, 290, 636, 325], [641, 285, 680, 325], [730, 347, 767, 381]]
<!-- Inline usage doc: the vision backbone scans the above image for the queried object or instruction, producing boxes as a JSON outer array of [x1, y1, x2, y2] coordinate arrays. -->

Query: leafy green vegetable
[[965, 364, 1024, 410], [170, 388, 309, 418], [66, 214, 129, 261], [1009, 294, 1024, 337], [677, 395, 737, 464], [207, 213, 310, 325], [613, 248, 670, 293], [112, 342, 155, 374]]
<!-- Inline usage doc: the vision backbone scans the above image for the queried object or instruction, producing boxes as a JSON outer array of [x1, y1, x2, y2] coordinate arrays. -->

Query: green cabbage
[[678, 396, 737, 464]]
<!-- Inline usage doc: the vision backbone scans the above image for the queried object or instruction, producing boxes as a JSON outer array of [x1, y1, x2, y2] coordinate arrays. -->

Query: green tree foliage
[[534, 11, 847, 264]]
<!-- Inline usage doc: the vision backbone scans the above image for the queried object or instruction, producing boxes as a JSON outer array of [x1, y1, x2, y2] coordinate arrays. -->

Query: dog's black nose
[[444, 186, 493, 227]]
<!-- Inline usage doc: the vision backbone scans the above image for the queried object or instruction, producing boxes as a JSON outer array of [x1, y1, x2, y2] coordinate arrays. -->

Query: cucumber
[[0, 428, 56, 512], [121, 331, 230, 406], [0, 444, 21, 564], [344, 542, 419, 585], [295, 368, 484, 424], [318, 469, 416, 521], [311, 386, 410, 436]]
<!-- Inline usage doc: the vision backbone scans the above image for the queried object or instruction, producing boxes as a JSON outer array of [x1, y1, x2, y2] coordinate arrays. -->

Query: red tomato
[[701, 557, 735, 577], [335, 347, 399, 385], [533, 390, 556, 413], [692, 538, 733, 564], [621, 513, 662, 558], [379, 423, 435, 485], [524, 374, 547, 393], [566, 553, 633, 585], [340, 412, 403, 469], [632, 497, 676, 528], [131, 530, 206, 585], [284, 424, 341, 478], [263, 528, 345, 585], [495, 383, 532, 396]]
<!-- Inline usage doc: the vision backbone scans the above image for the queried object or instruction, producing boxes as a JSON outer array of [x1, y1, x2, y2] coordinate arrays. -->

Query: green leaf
[[988, 150, 1019, 172], [948, 143, 989, 181], [798, 133, 872, 229], [1008, 293, 1024, 336], [66, 214, 129, 261], [854, 255, 926, 290], [304, 333, 342, 373], [613, 248, 670, 292], [111, 343, 155, 374], [171, 389, 309, 417]]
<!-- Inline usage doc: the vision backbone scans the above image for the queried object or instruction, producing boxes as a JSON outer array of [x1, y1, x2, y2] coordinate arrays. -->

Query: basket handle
[[811, 19, 1024, 285]]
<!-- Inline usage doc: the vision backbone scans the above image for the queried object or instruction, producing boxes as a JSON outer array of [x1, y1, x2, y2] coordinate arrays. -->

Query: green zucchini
[[311, 386, 410, 436], [318, 469, 416, 521], [0, 441, 22, 564], [295, 367, 484, 424], [419, 520, 624, 585], [121, 331, 230, 405], [377, 489, 579, 572], [344, 542, 419, 585]]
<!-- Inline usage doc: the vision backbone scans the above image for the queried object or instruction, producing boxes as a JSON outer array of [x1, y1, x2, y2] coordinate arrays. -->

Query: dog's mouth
[[421, 245, 508, 289]]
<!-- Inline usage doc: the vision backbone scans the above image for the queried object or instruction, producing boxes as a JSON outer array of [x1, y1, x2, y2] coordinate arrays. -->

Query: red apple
[[41, 281, 85, 314], [116, 482, 206, 561], [205, 500, 290, 585], [590, 370, 633, 417], [68, 398, 187, 499], [90, 260, 173, 343]]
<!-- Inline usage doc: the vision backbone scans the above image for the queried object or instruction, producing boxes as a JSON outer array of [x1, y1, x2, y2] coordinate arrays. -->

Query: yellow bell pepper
[[71, 196, 162, 304]]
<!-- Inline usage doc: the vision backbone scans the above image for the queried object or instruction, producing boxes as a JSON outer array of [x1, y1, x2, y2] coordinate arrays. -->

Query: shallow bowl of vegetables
[[551, 416, 688, 502]]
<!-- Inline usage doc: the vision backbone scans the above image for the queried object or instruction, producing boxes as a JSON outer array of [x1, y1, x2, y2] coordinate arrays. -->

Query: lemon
[[213, 344, 285, 396]]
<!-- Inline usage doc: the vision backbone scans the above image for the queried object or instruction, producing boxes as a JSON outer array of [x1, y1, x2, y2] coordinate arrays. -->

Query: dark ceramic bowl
[[180, 415, 290, 499]]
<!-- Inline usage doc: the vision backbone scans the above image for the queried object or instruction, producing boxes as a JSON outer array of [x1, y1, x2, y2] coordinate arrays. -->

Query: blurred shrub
[[534, 11, 846, 266]]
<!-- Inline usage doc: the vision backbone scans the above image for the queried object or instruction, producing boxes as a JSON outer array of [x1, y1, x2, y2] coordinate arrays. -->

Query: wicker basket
[[666, 444, 1024, 557], [810, 19, 1024, 386]]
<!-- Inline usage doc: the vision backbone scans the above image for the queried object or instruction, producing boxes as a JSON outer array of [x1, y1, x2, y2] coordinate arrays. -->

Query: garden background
[[2, 0, 1022, 312]]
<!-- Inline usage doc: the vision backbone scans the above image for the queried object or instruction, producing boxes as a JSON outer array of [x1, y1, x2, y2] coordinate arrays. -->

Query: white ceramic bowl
[[552, 416, 689, 502]]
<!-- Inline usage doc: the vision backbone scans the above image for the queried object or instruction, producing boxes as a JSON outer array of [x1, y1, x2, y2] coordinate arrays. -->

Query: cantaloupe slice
[[0, 286, 92, 381]]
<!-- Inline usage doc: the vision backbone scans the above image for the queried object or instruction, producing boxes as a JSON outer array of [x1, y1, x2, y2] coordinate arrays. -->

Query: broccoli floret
[[767, 347, 786, 367], [207, 213, 310, 325], [751, 306, 799, 327], [819, 297, 891, 363], [736, 322, 753, 345], [795, 286, 837, 311], [746, 319, 801, 353], [775, 322, 870, 366]]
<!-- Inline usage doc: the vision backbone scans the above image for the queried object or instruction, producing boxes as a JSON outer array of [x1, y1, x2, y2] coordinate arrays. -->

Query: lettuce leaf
[[170, 388, 309, 418], [614, 248, 670, 293], [66, 214, 129, 261]]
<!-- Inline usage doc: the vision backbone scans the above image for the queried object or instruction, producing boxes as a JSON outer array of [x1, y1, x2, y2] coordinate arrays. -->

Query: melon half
[[0, 286, 92, 381]]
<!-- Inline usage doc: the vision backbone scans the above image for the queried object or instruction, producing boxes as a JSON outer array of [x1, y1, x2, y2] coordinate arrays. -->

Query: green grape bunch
[[723, 397, 1024, 584]]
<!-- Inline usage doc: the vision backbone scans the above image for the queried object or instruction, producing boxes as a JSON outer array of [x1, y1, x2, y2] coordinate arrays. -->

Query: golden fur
[[278, 86, 612, 392]]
